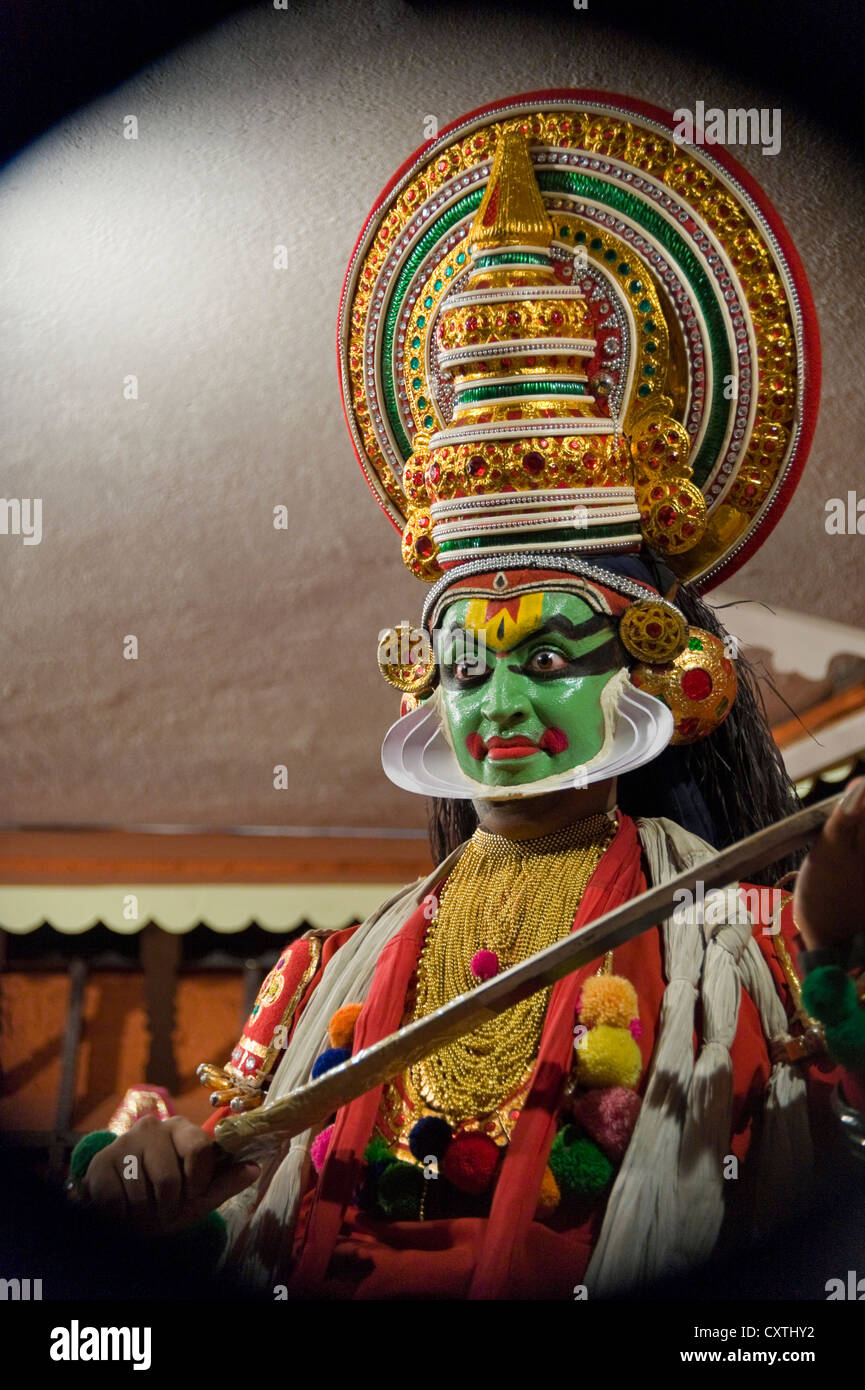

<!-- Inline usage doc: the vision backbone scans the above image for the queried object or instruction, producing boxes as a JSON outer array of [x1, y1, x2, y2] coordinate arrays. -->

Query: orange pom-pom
[[534, 1164, 560, 1220], [327, 1003, 363, 1050], [579, 975, 638, 1029]]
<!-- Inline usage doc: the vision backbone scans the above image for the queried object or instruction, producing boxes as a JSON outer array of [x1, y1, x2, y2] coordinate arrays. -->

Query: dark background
[[1, 0, 863, 169]]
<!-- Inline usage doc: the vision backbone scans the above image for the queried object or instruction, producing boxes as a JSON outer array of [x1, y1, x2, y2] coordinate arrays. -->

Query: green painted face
[[437, 589, 624, 789]]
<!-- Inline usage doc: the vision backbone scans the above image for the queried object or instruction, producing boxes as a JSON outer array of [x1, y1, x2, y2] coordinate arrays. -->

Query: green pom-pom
[[363, 1135, 396, 1167], [802, 968, 865, 1072], [825, 1014, 865, 1072], [548, 1124, 613, 1196], [377, 1160, 424, 1219], [802, 966, 857, 1028], [177, 1210, 227, 1260], [68, 1130, 117, 1185]]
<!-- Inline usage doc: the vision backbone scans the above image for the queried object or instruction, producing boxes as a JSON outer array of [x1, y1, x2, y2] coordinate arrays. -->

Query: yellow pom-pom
[[579, 975, 638, 1029], [327, 1003, 363, 1050], [535, 1164, 560, 1220], [574, 1025, 642, 1090]]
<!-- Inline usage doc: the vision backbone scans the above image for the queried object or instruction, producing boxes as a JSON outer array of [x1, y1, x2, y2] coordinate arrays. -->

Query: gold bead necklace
[[409, 812, 615, 1126]]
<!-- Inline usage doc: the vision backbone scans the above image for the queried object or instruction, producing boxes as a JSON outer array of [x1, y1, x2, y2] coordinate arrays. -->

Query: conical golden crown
[[470, 121, 554, 252]]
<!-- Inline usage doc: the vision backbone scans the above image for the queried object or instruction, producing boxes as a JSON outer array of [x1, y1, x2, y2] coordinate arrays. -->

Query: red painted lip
[[485, 736, 539, 761]]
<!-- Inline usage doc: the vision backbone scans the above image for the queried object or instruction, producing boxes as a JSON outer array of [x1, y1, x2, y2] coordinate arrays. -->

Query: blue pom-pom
[[408, 1115, 452, 1161], [311, 1046, 350, 1080]]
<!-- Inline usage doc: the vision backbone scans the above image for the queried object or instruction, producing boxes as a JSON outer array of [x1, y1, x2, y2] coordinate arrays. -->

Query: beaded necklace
[[408, 812, 616, 1126], [309, 812, 646, 1224]]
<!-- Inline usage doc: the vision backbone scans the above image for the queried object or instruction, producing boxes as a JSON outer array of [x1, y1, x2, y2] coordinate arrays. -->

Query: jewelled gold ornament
[[437, 295, 592, 350], [400, 507, 441, 581], [637, 477, 707, 555], [409, 814, 615, 1125], [618, 599, 688, 663], [629, 629, 737, 743], [376, 621, 436, 693], [422, 432, 632, 498], [399, 690, 433, 717], [339, 93, 817, 591]]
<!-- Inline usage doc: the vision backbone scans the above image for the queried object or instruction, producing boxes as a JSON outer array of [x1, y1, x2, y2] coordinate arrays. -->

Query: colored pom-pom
[[629, 1019, 643, 1040], [408, 1115, 452, 1162], [802, 966, 857, 1029], [310, 1123, 335, 1173], [175, 1210, 228, 1262], [327, 1002, 363, 1050], [363, 1135, 394, 1167], [571, 1086, 642, 1163], [311, 1046, 350, 1080], [470, 949, 499, 981], [377, 1160, 425, 1220], [578, 974, 639, 1029], [574, 1025, 642, 1089], [534, 1164, 561, 1220], [441, 1132, 501, 1195], [802, 966, 865, 1071], [357, 1136, 394, 1212], [548, 1125, 613, 1196], [68, 1130, 117, 1186], [356, 1165, 384, 1212]]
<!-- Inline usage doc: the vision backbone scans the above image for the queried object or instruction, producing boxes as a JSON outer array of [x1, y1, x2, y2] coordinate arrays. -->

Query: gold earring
[[629, 628, 738, 743], [377, 621, 437, 694]]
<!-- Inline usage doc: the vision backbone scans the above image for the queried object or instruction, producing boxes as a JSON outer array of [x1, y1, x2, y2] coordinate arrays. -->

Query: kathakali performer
[[76, 92, 865, 1300]]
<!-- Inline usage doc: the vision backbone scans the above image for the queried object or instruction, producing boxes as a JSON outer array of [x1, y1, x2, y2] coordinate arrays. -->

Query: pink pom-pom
[[470, 949, 499, 981], [629, 1019, 643, 1040], [571, 1086, 641, 1163], [310, 1123, 335, 1173]]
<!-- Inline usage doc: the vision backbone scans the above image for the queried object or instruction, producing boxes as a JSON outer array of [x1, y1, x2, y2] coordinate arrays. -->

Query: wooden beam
[[0, 928, 5, 1089], [140, 924, 180, 1095], [49, 956, 87, 1173], [0, 828, 432, 885], [772, 680, 865, 749]]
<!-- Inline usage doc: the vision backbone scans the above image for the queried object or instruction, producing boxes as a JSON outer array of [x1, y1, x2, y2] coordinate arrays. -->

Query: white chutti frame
[[381, 675, 674, 801]]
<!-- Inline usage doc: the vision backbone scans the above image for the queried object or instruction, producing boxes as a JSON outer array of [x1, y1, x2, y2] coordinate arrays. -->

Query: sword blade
[[215, 793, 839, 1157]]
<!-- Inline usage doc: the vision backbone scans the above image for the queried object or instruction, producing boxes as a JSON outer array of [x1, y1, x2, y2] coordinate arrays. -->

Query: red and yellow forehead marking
[[463, 592, 545, 651]]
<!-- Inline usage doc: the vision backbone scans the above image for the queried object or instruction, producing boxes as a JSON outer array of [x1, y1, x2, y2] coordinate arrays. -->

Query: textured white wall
[[1, 0, 862, 827]]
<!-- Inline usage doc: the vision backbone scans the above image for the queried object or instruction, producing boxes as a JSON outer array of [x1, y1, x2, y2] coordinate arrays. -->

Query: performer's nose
[[479, 661, 531, 726]]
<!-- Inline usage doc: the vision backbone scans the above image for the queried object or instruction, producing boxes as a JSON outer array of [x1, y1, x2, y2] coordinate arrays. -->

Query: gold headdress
[[339, 93, 818, 592]]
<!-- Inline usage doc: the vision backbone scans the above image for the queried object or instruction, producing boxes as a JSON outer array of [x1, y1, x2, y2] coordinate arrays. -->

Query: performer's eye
[[525, 647, 569, 672], [441, 649, 490, 690], [454, 657, 487, 682]]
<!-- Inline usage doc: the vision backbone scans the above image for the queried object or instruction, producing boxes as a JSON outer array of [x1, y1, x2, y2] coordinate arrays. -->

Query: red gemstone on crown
[[681, 668, 713, 702]]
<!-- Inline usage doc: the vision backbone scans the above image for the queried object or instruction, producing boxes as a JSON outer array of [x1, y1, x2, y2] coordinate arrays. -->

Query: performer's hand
[[81, 1114, 260, 1236], [793, 778, 865, 950]]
